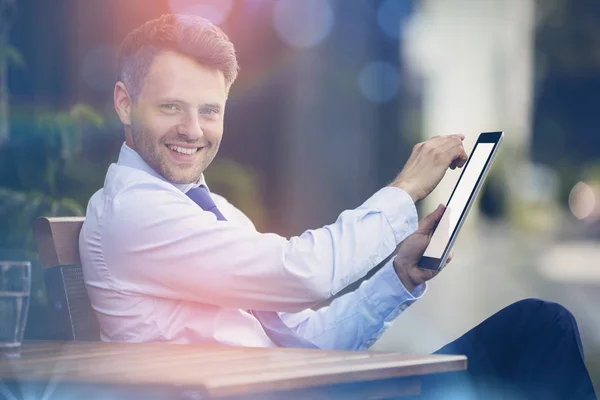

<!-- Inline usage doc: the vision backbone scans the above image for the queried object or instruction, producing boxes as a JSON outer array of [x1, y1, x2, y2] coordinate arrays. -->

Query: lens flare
[[168, 0, 233, 25]]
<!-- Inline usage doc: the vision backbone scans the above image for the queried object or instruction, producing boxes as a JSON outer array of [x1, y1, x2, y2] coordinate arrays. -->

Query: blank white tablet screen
[[423, 143, 495, 258]]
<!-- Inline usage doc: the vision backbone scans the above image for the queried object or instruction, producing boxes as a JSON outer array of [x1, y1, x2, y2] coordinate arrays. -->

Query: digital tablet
[[418, 131, 504, 271]]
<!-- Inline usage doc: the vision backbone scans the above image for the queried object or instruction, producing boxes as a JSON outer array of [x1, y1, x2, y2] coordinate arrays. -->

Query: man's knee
[[507, 298, 580, 338], [510, 298, 572, 318]]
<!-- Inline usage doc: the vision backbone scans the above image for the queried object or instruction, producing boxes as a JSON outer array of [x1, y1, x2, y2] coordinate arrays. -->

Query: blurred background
[[1, 0, 599, 390]]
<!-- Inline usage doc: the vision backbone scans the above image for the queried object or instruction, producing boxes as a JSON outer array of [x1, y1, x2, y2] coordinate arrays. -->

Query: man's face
[[127, 51, 228, 184]]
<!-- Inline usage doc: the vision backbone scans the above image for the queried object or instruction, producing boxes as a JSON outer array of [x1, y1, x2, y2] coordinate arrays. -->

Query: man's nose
[[179, 112, 204, 141]]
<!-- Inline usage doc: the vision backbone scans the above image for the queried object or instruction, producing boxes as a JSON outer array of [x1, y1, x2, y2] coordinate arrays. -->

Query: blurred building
[[403, 0, 536, 216]]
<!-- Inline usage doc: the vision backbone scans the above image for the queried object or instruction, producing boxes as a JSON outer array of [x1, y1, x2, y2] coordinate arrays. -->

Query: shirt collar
[[116, 142, 206, 193]]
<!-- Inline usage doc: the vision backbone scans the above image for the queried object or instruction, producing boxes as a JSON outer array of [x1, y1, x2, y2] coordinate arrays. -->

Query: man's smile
[[165, 144, 206, 163], [166, 144, 202, 154]]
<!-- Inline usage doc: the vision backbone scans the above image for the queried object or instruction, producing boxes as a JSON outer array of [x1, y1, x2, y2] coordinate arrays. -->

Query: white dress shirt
[[79, 143, 426, 350]]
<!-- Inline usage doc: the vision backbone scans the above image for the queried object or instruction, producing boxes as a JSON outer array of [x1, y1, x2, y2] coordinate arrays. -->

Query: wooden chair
[[33, 217, 100, 341]]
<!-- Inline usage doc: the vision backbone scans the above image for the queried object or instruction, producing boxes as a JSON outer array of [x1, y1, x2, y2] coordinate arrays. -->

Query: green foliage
[[35, 104, 104, 174], [0, 189, 83, 248], [0, 188, 83, 305], [0, 44, 25, 69], [0, 103, 104, 308], [4, 103, 105, 196], [0, 45, 24, 108]]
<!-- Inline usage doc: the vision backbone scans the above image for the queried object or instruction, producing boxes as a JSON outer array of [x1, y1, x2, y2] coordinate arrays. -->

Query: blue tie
[[185, 185, 319, 349]]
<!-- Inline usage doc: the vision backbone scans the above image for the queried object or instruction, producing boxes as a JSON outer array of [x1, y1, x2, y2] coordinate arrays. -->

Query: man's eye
[[200, 107, 219, 115], [161, 104, 181, 112]]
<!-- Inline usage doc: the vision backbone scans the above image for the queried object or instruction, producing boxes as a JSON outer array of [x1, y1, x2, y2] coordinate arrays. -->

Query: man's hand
[[393, 205, 454, 292], [390, 134, 468, 202]]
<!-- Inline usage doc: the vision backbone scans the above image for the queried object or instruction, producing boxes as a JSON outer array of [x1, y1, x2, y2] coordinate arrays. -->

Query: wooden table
[[0, 341, 466, 399]]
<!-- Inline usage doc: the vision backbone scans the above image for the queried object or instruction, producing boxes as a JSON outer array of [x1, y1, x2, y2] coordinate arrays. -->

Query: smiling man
[[79, 14, 596, 399], [115, 26, 232, 185]]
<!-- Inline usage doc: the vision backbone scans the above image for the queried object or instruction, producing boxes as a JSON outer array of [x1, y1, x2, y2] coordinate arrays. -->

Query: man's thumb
[[419, 204, 445, 233]]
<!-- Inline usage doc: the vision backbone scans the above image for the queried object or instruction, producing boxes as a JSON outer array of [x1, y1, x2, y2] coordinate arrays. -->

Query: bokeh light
[[377, 0, 414, 39], [569, 182, 598, 220], [272, 0, 334, 49], [81, 44, 119, 93], [168, 0, 233, 25], [357, 61, 400, 103]]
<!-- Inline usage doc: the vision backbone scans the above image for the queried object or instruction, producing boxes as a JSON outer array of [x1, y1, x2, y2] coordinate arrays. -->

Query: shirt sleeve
[[278, 258, 426, 351], [100, 180, 417, 313]]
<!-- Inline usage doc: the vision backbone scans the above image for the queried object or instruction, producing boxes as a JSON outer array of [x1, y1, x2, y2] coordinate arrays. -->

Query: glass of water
[[0, 261, 31, 358]]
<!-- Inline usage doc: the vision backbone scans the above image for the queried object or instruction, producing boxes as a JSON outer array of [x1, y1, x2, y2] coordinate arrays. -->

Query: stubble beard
[[130, 122, 217, 185]]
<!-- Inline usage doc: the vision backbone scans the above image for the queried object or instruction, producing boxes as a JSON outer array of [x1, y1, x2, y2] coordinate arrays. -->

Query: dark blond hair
[[118, 14, 239, 99]]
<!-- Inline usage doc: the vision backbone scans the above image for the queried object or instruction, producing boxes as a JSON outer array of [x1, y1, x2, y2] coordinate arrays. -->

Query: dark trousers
[[420, 299, 597, 399]]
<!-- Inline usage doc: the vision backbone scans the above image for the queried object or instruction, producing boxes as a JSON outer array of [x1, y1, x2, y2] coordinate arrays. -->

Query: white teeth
[[168, 145, 198, 155]]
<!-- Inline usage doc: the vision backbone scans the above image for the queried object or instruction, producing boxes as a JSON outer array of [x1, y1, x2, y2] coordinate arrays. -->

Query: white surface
[[425, 143, 495, 258], [538, 242, 600, 282]]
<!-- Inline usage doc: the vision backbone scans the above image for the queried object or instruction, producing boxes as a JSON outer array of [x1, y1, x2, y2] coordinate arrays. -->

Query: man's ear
[[114, 82, 133, 125]]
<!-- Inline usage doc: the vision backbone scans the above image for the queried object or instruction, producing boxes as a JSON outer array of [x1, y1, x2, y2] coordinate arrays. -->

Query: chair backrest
[[33, 217, 100, 341]]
